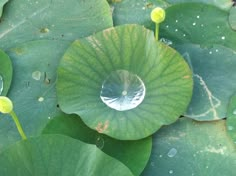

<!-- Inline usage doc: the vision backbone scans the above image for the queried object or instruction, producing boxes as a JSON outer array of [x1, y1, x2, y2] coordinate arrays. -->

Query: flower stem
[[155, 23, 159, 41], [9, 111, 27, 140]]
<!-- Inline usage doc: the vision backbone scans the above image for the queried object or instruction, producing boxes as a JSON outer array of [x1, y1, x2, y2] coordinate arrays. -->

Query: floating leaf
[[0, 49, 12, 96], [142, 118, 236, 176], [229, 6, 236, 30], [0, 0, 113, 49], [43, 114, 152, 176], [0, 0, 8, 17], [175, 44, 236, 120], [160, 3, 236, 50], [0, 40, 70, 152], [57, 24, 193, 140], [226, 93, 236, 144], [0, 134, 134, 176]]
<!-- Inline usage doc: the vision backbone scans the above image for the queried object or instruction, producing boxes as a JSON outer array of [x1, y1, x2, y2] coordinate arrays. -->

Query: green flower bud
[[0, 96, 13, 114], [151, 7, 165, 24]]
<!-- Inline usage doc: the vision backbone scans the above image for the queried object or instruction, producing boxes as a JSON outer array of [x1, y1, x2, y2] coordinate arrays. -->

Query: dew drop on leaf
[[233, 109, 236, 115], [0, 75, 3, 95], [160, 38, 173, 46], [167, 148, 177, 157], [100, 70, 145, 111], [228, 126, 234, 130], [32, 71, 41, 81], [96, 136, 104, 149]]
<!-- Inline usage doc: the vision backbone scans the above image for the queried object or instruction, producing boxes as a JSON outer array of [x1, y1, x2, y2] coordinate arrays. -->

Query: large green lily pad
[[226, 93, 236, 144], [142, 118, 236, 176], [175, 44, 236, 120], [0, 134, 134, 176], [57, 24, 193, 140], [160, 3, 236, 50], [0, 49, 12, 96], [0, 0, 8, 17], [0, 40, 70, 152], [42, 114, 152, 176], [0, 0, 113, 49]]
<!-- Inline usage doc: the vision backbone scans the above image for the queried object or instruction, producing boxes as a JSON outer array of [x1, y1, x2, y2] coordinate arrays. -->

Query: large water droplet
[[167, 148, 177, 157], [95, 136, 104, 149], [100, 70, 146, 111], [0, 75, 3, 95]]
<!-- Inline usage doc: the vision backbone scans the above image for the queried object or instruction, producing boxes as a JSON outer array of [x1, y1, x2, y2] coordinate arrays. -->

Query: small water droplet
[[183, 34, 186, 37], [166, 25, 169, 28], [160, 38, 173, 46], [217, 26, 220, 29], [228, 126, 234, 130], [32, 71, 41, 81], [216, 49, 219, 52], [233, 109, 236, 115], [0, 75, 3, 95], [206, 166, 209, 169], [167, 148, 177, 157], [192, 22, 196, 26], [200, 24, 204, 27], [142, 7, 145, 10], [96, 136, 104, 149], [175, 29, 178, 32], [209, 51, 212, 54], [38, 97, 44, 102], [48, 116, 51, 120], [221, 36, 225, 40], [196, 15, 200, 19], [159, 155, 163, 158], [150, 162, 155, 167], [100, 70, 145, 111], [169, 170, 174, 174], [175, 20, 178, 23]]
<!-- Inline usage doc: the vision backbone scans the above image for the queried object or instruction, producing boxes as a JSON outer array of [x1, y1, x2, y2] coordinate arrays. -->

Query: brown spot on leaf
[[96, 121, 109, 133], [183, 75, 191, 79]]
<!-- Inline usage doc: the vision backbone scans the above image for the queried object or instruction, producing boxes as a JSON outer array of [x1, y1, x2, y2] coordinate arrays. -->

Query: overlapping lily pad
[[226, 93, 236, 144], [0, 40, 70, 152], [160, 3, 236, 50], [57, 24, 193, 140], [0, 49, 12, 96], [142, 118, 236, 176], [42, 114, 152, 176], [0, 0, 8, 17], [175, 44, 236, 120], [0, 0, 113, 49], [0, 134, 134, 176]]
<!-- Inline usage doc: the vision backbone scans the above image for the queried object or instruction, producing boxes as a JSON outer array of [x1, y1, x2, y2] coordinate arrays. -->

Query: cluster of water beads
[[100, 70, 146, 111]]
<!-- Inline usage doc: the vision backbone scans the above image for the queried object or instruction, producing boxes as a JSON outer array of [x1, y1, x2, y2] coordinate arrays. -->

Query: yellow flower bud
[[151, 7, 166, 24], [0, 96, 13, 114]]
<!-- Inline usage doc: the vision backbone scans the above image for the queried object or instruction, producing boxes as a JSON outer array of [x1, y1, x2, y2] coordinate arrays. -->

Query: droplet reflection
[[100, 70, 145, 111]]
